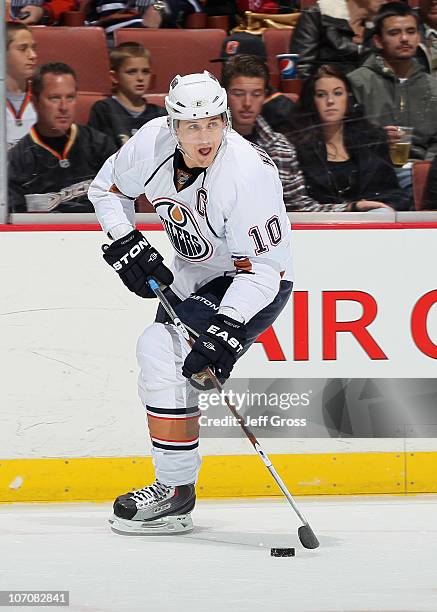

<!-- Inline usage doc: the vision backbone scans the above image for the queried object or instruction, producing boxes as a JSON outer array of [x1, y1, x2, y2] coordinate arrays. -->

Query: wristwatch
[[153, 1, 166, 14]]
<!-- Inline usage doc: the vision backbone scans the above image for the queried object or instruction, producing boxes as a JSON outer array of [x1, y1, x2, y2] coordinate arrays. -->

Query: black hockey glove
[[182, 314, 247, 385], [102, 230, 173, 298]]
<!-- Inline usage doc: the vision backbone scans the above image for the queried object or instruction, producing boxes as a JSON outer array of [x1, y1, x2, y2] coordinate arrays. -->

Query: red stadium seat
[[412, 160, 432, 210], [146, 93, 166, 107], [75, 92, 106, 124], [282, 92, 298, 103], [30, 26, 112, 94], [262, 28, 294, 89], [113, 29, 226, 93]]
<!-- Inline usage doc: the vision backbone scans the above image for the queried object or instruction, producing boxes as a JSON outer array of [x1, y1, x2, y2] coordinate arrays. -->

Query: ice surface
[[1, 495, 437, 612]]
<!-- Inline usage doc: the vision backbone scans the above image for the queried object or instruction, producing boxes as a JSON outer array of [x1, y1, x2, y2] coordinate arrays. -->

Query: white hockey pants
[[137, 321, 201, 486]]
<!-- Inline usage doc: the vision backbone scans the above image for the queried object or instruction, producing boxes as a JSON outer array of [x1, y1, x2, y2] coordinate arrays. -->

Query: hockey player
[[88, 71, 293, 534]]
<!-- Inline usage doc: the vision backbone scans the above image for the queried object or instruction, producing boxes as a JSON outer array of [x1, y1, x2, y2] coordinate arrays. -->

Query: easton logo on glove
[[182, 314, 247, 385], [102, 229, 174, 299], [206, 322, 244, 354], [112, 237, 150, 271]]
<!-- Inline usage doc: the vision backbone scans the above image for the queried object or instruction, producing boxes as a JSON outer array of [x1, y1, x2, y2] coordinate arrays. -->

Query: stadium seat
[[184, 12, 207, 28], [262, 28, 294, 89], [412, 160, 432, 210], [283, 92, 298, 103], [113, 29, 226, 93], [146, 94, 166, 107], [75, 92, 106, 124], [30, 26, 112, 94]]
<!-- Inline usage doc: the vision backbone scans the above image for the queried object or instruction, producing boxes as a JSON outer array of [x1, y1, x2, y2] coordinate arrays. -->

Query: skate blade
[[109, 513, 193, 535]]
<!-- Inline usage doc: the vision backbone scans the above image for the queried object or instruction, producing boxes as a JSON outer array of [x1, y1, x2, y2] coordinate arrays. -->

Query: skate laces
[[131, 481, 173, 505]]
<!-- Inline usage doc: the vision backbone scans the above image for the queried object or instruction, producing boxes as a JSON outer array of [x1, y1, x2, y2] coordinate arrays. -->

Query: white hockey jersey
[[89, 116, 293, 323]]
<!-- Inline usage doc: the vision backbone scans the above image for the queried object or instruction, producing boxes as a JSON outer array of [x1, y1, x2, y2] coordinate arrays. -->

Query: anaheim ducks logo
[[154, 198, 213, 262]]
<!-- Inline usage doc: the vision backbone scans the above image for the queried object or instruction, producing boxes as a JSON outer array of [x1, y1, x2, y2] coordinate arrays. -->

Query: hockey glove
[[182, 314, 247, 385], [102, 230, 174, 298]]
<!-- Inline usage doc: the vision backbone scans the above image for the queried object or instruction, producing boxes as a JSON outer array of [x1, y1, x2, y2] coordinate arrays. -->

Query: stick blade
[[298, 524, 319, 549]]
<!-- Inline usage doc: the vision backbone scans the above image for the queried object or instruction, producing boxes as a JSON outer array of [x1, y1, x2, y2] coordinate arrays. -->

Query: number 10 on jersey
[[248, 216, 282, 255]]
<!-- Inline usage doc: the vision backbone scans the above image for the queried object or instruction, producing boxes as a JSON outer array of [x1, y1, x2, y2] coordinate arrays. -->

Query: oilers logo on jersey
[[154, 198, 213, 262]]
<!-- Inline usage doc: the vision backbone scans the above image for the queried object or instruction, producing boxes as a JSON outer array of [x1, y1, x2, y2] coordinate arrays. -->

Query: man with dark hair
[[8, 62, 117, 212], [223, 54, 319, 211], [212, 32, 295, 132], [349, 1, 437, 190]]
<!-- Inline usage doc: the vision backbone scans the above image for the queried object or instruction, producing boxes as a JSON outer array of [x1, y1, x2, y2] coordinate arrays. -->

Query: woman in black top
[[284, 64, 410, 211]]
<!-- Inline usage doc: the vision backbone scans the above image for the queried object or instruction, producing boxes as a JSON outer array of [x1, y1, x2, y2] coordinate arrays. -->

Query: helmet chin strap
[[176, 143, 198, 165]]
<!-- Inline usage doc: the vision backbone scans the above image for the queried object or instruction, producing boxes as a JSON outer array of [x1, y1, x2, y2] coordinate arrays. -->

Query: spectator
[[416, 0, 437, 77], [422, 156, 437, 208], [6, 23, 37, 149], [9, 0, 75, 24], [348, 1, 437, 192], [284, 65, 409, 211], [86, 0, 202, 40], [88, 43, 166, 148], [290, 0, 386, 79], [222, 54, 319, 211], [8, 62, 117, 213], [211, 32, 296, 132]]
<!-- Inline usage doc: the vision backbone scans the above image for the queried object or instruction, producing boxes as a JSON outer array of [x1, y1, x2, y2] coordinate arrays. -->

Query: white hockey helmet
[[165, 71, 229, 121]]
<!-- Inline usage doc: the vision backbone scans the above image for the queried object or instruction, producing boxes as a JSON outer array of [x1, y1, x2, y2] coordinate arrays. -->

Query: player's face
[[313, 77, 348, 125], [111, 57, 152, 100], [7, 29, 37, 85], [227, 76, 266, 133], [34, 73, 77, 137], [375, 16, 420, 60], [176, 116, 225, 168]]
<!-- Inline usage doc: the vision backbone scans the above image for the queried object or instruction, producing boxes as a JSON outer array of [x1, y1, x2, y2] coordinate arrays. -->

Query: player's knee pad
[[137, 322, 197, 409]]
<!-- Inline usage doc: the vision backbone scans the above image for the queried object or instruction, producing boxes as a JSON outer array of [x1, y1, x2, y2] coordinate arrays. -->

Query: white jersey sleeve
[[88, 153, 135, 239], [88, 117, 170, 239], [216, 138, 292, 323]]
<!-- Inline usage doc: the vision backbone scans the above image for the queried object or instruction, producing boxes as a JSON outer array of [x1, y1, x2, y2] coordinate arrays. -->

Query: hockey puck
[[271, 548, 295, 557]]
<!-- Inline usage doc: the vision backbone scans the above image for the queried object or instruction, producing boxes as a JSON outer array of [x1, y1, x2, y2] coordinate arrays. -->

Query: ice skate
[[109, 481, 195, 535]]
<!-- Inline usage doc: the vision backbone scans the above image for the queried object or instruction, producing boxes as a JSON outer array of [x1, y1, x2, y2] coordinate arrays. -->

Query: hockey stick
[[148, 277, 320, 550]]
